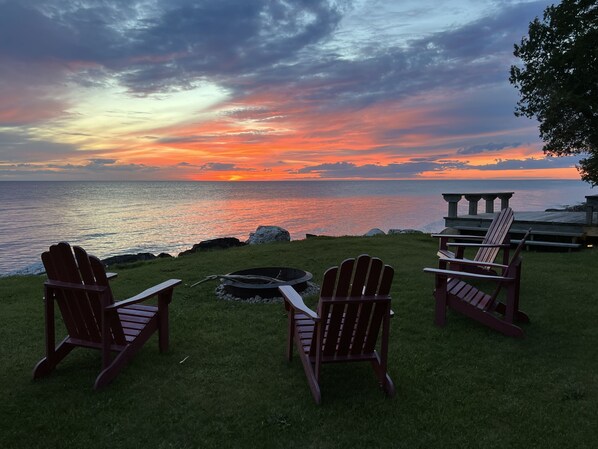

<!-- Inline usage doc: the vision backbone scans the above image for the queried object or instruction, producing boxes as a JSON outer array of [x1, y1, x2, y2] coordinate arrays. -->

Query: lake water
[[0, 180, 594, 276]]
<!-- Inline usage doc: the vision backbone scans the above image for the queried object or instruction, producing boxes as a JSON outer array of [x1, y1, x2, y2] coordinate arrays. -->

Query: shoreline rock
[[364, 228, 385, 236], [102, 252, 159, 267], [178, 237, 245, 256], [246, 226, 291, 245], [388, 228, 424, 235], [545, 202, 586, 212]]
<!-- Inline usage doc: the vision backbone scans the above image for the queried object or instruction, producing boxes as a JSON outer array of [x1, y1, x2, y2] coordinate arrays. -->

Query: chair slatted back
[[474, 207, 514, 265], [313, 254, 394, 358], [41, 242, 125, 346]]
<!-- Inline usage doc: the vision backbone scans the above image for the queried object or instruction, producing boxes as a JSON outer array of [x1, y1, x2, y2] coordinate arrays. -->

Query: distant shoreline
[[0, 178, 587, 183]]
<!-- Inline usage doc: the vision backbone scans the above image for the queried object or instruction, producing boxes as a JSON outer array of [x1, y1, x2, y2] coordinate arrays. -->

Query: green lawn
[[1, 234, 597, 448]]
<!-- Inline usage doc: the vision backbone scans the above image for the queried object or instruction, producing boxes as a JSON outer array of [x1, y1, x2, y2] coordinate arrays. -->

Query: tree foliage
[[510, 0, 598, 185]]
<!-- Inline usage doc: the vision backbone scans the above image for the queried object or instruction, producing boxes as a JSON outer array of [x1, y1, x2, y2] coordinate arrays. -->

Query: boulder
[[197, 237, 245, 251], [178, 237, 245, 256], [247, 226, 291, 245], [546, 203, 585, 212], [388, 228, 424, 235], [102, 253, 157, 266], [364, 228, 385, 236], [437, 227, 460, 235]]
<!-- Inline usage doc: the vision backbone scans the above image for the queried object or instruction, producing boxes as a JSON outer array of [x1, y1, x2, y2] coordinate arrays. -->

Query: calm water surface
[[0, 180, 594, 275]]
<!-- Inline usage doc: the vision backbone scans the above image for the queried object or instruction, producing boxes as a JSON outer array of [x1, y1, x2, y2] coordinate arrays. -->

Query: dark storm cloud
[[0, 159, 161, 180], [0, 0, 547, 101], [198, 162, 255, 171], [458, 142, 521, 155], [87, 158, 117, 166], [199, 162, 236, 171], [1, 0, 346, 94], [0, 1, 132, 62], [476, 156, 581, 171], [0, 130, 80, 162], [296, 159, 467, 178], [294, 154, 581, 179]]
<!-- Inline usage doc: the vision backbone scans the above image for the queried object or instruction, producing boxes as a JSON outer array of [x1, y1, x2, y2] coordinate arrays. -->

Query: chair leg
[[296, 349, 321, 404], [286, 312, 295, 362], [373, 314, 395, 397], [158, 292, 172, 352], [383, 373, 396, 397], [292, 323, 321, 403], [494, 302, 530, 323], [32, 338, 75, 379], [371, 353, 396, 397], [95, 317, 158, 389], [433, 274, 449, 327], [434, 290, 447, 327], [94, 343, 140, 389], [449, 299, 525, 338], [95, 354, 126, 389], [485, 316, 524, 338]]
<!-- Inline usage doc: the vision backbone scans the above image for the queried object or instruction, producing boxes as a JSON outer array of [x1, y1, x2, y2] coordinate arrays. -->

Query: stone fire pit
[[221, 266, 313, 300]]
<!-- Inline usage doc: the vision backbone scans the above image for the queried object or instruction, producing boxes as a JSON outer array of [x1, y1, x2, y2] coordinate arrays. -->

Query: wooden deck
[[440, 191, 598, 249], [445, 211, 598, 249]]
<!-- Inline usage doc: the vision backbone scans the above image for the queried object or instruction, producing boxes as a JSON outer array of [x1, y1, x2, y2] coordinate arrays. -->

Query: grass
[[1, 234, 597, 448]]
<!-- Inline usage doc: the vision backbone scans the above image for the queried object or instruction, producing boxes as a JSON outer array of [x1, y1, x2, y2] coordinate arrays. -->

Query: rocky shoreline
[[100, 225, 424, 268], [2, 225, 425, 277]]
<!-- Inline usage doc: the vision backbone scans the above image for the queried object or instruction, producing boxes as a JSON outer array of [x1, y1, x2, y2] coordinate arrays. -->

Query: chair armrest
[[320, 295, 392, 304], [423, 267, 514, 282], [438, 258, 508, 270], [431, 234, 485, 241], [107, 279, 182, 310], [44, 279, 108, 294], [447, 242, 510, 249], [437, 249, 457, 258], [278, 285, 319, 321]]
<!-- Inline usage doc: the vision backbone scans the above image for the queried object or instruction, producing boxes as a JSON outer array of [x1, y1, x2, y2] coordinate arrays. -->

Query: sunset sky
[[0, 0, 583, 181]]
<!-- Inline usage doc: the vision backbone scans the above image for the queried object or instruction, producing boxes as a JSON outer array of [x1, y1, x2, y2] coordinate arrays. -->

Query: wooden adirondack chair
[[33, 242, 182, 389], [433, 207, 514, 275], [423, 230, 531, 338], [279, 254, 395, 404]]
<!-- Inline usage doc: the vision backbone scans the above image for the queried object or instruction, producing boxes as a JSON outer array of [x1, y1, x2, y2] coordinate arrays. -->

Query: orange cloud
[[7, 82, 578, 182]]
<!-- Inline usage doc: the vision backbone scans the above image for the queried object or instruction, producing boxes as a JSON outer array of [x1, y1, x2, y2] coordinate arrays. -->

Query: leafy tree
[[510, 0, 598, 185]]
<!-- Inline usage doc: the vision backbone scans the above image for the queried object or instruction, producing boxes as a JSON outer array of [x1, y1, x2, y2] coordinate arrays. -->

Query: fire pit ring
[[221, 266, 313, 299]]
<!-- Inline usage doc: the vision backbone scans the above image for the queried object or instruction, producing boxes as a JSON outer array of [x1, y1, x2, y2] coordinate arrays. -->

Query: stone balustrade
[[441, 192, 514, 218]]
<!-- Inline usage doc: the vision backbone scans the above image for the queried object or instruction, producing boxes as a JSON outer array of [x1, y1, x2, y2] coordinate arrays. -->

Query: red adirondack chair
[[433, 207, 514, 275], [33, 242, 181, 389], [279, 254, 395, 404], [424, 230, 531, 338]]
